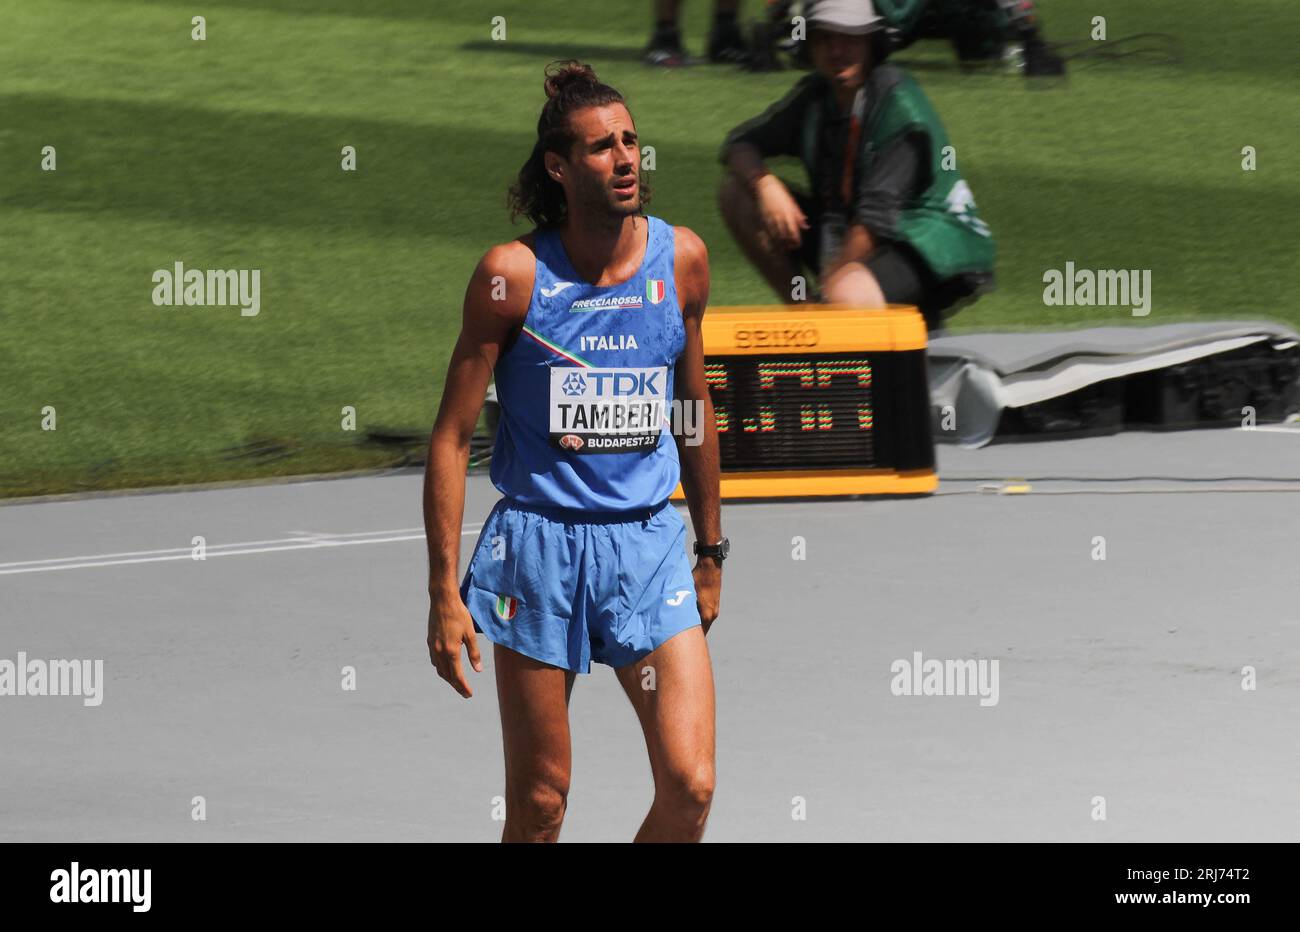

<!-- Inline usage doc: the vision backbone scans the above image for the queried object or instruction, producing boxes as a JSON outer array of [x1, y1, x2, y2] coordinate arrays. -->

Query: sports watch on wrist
[[693, 538, 730, 563]]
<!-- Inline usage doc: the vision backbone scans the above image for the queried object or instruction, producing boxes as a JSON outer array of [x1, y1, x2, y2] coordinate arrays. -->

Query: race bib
[[549, 366, 668, 453]]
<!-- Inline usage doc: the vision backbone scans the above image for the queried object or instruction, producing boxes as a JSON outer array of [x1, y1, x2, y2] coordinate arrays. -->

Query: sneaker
[[644, 28, 689, 67], [707, 23, 750, 65]]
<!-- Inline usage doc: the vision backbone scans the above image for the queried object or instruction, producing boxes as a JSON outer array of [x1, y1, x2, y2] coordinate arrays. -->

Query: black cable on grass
[[1050, 33, 1183, 68]]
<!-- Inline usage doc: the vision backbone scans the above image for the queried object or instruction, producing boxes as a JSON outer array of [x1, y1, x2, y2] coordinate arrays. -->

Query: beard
[[572, 172, 641, 224]]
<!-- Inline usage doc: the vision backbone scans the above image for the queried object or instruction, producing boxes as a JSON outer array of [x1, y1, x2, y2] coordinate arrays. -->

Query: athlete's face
[[547, 103, 640, 219], [810, 28, 871, 95]]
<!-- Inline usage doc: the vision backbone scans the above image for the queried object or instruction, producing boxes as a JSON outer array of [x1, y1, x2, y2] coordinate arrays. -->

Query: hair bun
[[544, 60, 600, 99]]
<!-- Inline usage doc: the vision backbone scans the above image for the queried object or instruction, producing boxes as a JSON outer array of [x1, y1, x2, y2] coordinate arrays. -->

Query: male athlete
[[423, 62, 725, 843]]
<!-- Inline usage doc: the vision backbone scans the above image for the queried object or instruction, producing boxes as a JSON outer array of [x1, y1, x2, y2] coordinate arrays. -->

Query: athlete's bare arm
[[424, 239, 534, 697], [672, 226, 723, 632]]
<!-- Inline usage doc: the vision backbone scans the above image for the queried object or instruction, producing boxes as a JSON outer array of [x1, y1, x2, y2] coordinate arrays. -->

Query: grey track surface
[[3, 425, 1299, 842]]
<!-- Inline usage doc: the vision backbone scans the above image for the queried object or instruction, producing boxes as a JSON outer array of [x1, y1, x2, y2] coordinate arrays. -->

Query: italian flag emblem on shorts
[[646, 279, 665, 304], [494, 595, 518, 621]]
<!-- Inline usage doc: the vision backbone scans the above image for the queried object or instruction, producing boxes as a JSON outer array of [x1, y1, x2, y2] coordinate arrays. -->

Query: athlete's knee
[[510, 774, 570, 839], [659, 761, 716, 816]]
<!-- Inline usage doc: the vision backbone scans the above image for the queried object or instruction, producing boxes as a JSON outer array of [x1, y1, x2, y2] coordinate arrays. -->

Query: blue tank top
[[489, 216, 685, 512]]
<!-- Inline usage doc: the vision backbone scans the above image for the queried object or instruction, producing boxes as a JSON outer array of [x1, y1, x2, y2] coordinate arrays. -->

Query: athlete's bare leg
[[615, 627, 716, 842], [717, 173, 804, 302], [495, 643, 577, 843]]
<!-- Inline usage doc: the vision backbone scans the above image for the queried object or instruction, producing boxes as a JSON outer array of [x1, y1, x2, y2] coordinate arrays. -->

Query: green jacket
[[874, 0, 931, 34], [722, 63, 995, 282]]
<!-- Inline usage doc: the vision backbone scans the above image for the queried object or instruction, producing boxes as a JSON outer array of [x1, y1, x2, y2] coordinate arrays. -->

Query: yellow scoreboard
[[670, 305, 936, 500]]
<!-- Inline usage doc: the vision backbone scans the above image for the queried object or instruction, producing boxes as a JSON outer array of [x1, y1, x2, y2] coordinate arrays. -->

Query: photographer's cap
[[808, 0, 885, 35]]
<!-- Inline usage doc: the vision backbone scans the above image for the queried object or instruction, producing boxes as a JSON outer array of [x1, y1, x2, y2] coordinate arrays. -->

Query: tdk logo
[[585, 370, 662, 396], [555, 368, 664, 398], [561, 372, 587, 396]]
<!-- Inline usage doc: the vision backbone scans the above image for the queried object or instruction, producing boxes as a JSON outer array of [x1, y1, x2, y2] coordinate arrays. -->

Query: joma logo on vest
[[733, 325, 818, 349], [151, 262, 261, 317]]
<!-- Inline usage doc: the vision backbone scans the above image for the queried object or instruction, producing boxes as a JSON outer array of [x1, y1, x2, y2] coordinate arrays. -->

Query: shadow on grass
[[0, 92, 523, 237]]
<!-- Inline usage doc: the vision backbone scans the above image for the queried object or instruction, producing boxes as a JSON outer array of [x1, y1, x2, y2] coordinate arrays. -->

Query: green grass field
[[2, 0, 1296, 497]]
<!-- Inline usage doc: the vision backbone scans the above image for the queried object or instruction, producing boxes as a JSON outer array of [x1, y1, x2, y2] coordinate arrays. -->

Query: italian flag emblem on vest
[[646, 279, 665, 304], [494, 595, 518, 621]]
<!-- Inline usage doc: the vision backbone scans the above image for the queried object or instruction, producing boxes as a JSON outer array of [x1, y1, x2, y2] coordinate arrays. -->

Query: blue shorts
[[460, 497, 700, 673]]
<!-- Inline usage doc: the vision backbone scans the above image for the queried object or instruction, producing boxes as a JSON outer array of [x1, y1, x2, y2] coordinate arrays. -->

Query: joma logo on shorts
[[733, 325, 818, 349]]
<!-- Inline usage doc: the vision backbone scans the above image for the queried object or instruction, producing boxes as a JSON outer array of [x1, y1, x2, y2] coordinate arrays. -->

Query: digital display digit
[[703, 353, 879, 470]]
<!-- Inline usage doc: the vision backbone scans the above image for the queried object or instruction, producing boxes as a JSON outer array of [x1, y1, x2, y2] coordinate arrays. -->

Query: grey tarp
[[927, 320, 1300, 447]]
